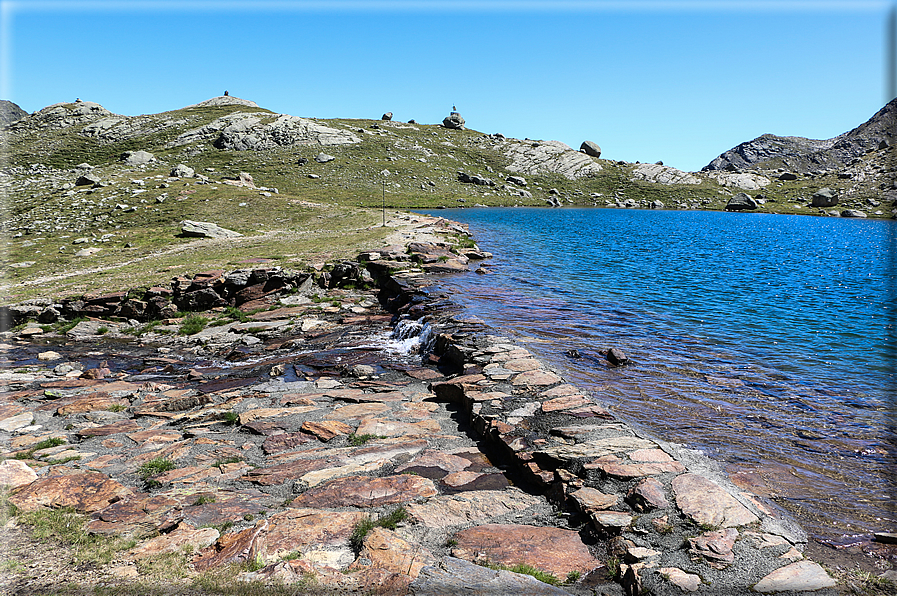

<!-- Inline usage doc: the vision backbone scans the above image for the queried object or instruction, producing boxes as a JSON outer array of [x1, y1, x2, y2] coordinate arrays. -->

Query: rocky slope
[[702, 98, 896, 206], [0, 100, 27, 128]]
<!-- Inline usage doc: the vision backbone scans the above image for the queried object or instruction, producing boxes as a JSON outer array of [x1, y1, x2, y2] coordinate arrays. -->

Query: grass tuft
[[349, 506, 408, 550], [347, 433, 384, 446], [179, 314, 209, 335], [476, 560, 561, 586], [138, 457, 176, 480], [17, 507, 135, 566]]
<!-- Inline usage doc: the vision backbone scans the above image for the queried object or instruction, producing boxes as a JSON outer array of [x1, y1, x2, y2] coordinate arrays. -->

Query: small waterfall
[[387, 318, 436, 355]]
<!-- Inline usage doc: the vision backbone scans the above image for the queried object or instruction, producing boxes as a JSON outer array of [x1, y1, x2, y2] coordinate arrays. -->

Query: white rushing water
[[384, 317, 437, 355]]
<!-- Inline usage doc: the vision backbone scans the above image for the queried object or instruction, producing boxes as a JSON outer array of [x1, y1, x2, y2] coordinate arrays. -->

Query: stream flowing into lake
[[421, 207, 896, 544]]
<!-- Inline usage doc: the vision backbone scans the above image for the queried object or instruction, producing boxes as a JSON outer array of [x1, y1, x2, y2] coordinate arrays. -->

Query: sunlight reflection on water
[[423, 207, 896, 540]]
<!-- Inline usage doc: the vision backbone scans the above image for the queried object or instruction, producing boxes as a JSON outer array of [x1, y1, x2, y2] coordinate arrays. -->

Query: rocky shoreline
[[0, 215, 852, 594]]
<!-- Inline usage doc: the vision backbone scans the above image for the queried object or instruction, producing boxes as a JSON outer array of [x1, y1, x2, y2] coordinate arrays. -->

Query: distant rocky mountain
[[0, 100, 28, 127], [703, 98, 896, 174]]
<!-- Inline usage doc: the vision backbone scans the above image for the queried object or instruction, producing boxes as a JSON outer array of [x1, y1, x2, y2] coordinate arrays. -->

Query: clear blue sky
[[2, 1, 893, 172]]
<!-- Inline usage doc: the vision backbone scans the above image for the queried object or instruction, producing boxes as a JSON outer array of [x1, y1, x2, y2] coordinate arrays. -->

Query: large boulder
[[457, 172, 494, 186], [811, 188, 838, 207], [180, 220, 243, 239], [442, 112, 465, 130], [580, 141, 601, 158], [315, 153, 335, 163], [381, 112, 393, 121], [121, 150, 155, 166], [75, 173, 100, 186], [725, 192, 758, 211], [170, 164, 195, 178]]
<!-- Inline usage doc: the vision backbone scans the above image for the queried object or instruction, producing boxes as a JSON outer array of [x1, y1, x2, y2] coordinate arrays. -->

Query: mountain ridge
[[703, 97, 896, 175]]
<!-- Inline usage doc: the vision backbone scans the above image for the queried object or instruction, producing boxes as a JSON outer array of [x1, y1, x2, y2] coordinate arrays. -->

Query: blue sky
[[2, 1, 893, 171]]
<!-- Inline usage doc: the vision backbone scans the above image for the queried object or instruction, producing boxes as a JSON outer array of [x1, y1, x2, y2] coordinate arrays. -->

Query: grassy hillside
[[1, 98, 890, 303]]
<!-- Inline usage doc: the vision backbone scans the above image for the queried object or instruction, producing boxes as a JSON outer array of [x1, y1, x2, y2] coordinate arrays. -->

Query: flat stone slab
[[9, 470, 133, 512], [672, 473, 759, 528], [261, 432, 315, 453], [753, 561, 836, 592], [451, 523, 600, 578], [330, 402, 390, 419], [659, 567, 701, 592], [587, 455, 686, 479], [352, 527, 436, 579], [0, 459, 38, 488], [569, 487, 618, 512], [411, 556, 573, 596], [0, 411, 34, 432], [541, 395, 590, 412], [536, 436, 656, 463], [264, 507, 367, 556], [503, 358, 542, 372], [301, 420, 354, 441], [76, 420, 141, 437], [129, 523, 219, 560], [407, 489, 543, 528], [511, 369, 562, 387], [354, 417, 441, 438], [290, 474, 437, 508]]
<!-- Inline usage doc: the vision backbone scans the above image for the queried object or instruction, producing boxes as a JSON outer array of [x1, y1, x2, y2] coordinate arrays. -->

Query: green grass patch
[[214, 456, 243, 468], [134, 550, 191, 580], [347, 433, 384, 446], [179, 314, 209, 335], [192, 494, 217, 506], [476, 560, 560, 586], [349, 506, 408, 550], [14, 437, 66, 460], [17, 507, 136, 566], [138, 457, 176, 480]]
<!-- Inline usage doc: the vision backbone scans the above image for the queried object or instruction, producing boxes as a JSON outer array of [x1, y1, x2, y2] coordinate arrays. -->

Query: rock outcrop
[[186, 95, 260, 109], [705, 171, 771, 190], [631, 163, 700, 185], [0, 99, 28, 127], [503, 139, 602, 180], [171, 113, 360, 150], [703, 97, 897, 173]]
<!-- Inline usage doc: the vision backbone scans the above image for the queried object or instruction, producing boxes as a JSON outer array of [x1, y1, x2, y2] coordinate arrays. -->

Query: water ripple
[[422, 207, 896, 541]]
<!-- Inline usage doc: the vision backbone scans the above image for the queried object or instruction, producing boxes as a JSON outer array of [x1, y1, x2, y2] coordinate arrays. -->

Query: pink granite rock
[[451, 523, 600, 578], [672, 473, 759, 528], [9, 470, 133, 512], [289, 474, 437, 508]]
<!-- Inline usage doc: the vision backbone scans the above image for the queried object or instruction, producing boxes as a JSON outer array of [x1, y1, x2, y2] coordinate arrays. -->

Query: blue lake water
[[421, 207, 896, 542]]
